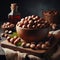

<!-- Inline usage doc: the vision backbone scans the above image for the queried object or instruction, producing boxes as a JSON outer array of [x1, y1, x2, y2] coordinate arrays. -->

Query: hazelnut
[[4, 34, 8, 38], [10, 38, 14, 43], [13, 36, 18, 40], [14, 38, 21, 45], [5, 30, 9, 33], [45, 41, 50, 47], [29, 20, 33, 24], [35, 16, 39, 20], [52, 24, 57, 30], [41, 20, 44, 24], [35, 42, 42, 49], [24, 20, 28, 25], [7, 22, 10, 25], [25, 43, 30, 48], [45, 21, 48, 24], [37, 24, 41, 28], [27, 24, 31, 28], [28, 16, 32, 20], [5, 25, 8, 28], [7, 36, 11, 42], [7, 26, 10, 28], [31, 15, 36, 18], [3, 23, 6, 25], [21, 42, 26, 47], [17, 37, 21, 41], [41, 24, 45, 28], [25, 17, 28, 20], [10, 24, 14, 27], [19, 23, 23, 27], [34, 21, 37, 24], [21, 18, 25, 21], [30, 43, 35, 49], [37, 19, 40, 23], [1, 33, 5, 37], [33, 18, 36, 20], [22, 25, 27, 28], [8, 30, 12, 34], [32, 25, 36, 28], [17, 22, 20, 24], [41, 44, 47, 49], [20, 19, 25, 23]]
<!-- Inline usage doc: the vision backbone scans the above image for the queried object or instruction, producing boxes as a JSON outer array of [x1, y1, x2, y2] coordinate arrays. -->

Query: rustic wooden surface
[[1, 39, 59, 57]]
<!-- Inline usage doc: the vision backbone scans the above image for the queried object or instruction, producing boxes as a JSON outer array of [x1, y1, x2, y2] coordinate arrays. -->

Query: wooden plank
[[1, 39, 59, 57]]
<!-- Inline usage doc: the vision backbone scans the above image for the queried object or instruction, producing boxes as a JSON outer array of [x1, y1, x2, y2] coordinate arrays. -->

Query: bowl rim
[[16, 25, 49, 30]]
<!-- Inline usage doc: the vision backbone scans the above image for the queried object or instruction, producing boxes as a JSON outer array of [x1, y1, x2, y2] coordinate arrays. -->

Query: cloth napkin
[[2, 48, 42, 60]]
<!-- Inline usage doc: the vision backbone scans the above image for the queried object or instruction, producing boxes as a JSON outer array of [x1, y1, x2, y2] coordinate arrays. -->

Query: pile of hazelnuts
[[1, 33, 21, 45], [21, 40, 51, 50], [6, 36, 21, 45], [1, 32, 51, 50], [1, 22, 15, 30], [16, 15, 49, 29]]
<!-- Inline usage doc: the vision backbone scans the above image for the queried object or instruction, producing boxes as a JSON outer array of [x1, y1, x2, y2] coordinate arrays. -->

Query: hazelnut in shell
[[45, 41, 50, 47], [35, 42, 42, 49], [10, 38, 14, 43], [30, 43, 36, 49], [41, 44, 47, 49], [4, 34, 8, 38], [7, 36, 11, 42], [13, 36, 18, 40], [21, 42, 26, 47], [14, 37, 21, 45], [25, 43, 30, 48], [5, 30, 9, 34], [1, 33, 5, 37]]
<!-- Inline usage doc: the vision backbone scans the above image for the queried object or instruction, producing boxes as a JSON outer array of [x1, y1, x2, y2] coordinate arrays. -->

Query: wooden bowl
[[16, 25, 49, 42]]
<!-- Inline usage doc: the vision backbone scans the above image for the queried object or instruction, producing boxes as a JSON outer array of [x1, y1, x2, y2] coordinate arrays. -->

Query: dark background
[[0, 0, 60, 22]]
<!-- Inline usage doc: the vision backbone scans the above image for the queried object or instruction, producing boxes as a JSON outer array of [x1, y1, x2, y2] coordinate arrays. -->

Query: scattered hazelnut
[[21, 42, 26, 47], [14, 38, 20, 45], [4, 34, 8, 38], [35, 42, 42, 49], [8, 30, 12, 34], [25, 43, 30, 48], [5, 30, 9, 33], [1, 33, 5, 37], [45, 41, 50, 47], [41, 44, 47, 49], [13, 36, 18, 40], [30, 43, 35, 49], [7, 36, 11, 42], [10, 38, 14, 43]]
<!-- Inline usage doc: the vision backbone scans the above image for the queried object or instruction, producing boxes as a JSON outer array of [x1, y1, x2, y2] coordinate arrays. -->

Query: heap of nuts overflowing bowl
[[16, 15, 49, 29], [1, 10, 60, 50], [1, 22, 15, 30]]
